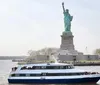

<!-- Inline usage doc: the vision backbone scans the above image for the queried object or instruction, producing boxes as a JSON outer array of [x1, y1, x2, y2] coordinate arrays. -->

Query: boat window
[[26, 74, 30, 76], [19, 74, 26, 76], [11, 74, 19, 77], [60, 66, 63, 69], [42, 73, 46, 76], [21, 66, 27, 70], [32, 66, 36, 69], [11, 72, 87, 77], [27, 67, 32, 69], [20, 65, 74, 70], [30, 74, 35, 76], [11, 74, 15, 77], [54, 66, 59, 69], [41, 66, 46, 69], [66, 65, 74, 69], [36, 66, 40, 69], [47, 73, 85, 76], [71, 66, 74, 69], [68, 66, 71, 69], [30, 74, 41, 76]]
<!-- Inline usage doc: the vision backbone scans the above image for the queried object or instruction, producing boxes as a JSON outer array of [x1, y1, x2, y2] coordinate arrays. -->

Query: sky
[[0, 0, 100, 56]]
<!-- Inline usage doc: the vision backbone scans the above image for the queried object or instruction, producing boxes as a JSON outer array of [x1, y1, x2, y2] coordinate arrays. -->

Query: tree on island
[[28, 47, 58, 56], [94, 48, 100, 55], [25, 47, 59, 63]]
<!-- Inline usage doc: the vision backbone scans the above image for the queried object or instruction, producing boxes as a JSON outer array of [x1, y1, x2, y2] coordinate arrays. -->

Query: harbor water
[[0, 60, 100, 85]]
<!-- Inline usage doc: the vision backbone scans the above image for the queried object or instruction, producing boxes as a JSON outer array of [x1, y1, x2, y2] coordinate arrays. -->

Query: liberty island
[[59, 2, 99, 62], [0, 2, 99, 63]]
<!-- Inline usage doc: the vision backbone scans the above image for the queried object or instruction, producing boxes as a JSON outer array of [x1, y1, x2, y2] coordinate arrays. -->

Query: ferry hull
[[8, 77, 100, 84]]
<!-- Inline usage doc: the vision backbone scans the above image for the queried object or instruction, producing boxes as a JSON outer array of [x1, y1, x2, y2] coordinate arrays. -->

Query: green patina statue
[[62, 2, 73, 32]]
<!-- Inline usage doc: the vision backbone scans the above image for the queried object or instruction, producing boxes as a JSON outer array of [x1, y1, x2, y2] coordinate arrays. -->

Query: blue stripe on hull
[[8, 77, 100, 84]]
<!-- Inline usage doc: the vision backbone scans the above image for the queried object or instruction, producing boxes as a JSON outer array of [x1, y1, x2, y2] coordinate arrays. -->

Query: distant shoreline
[[74, 63, 100, 66], [0, 56, 26, 60]]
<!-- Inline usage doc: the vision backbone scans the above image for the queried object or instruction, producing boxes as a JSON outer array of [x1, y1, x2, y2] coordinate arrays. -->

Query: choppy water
[[0, 60, 100, 85]]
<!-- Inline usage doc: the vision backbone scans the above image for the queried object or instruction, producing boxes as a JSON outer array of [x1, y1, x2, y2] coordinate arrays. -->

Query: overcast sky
[[0, 0, 100, 55]]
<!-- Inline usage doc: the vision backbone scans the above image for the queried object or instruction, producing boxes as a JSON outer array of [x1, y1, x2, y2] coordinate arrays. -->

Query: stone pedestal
[[60, 31, 75, 50], [59, 31, 90, 61]]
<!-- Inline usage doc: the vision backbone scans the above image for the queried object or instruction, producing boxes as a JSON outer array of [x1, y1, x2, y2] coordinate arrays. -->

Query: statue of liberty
[[62, 2, 73, 32]]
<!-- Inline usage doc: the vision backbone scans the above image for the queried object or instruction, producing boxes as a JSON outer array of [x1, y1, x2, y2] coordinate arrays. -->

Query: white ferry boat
[[8, 63, 100, 84]]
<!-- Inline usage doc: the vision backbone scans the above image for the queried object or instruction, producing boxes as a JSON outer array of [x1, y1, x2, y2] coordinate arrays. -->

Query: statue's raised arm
[[62, 2, 65, 13]]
